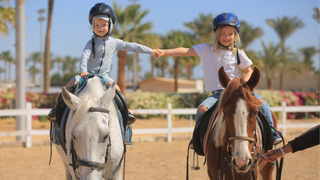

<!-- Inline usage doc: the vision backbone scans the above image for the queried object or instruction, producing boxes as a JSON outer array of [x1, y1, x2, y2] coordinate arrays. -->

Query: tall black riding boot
[[128, 111, 136, 125]]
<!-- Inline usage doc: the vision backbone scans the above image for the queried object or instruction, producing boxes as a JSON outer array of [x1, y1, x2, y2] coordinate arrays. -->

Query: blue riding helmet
[[89, 3, 116, 36], [212, 13, 240, 33]]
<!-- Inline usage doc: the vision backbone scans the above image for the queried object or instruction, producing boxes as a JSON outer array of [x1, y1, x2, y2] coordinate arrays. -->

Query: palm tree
[[112, 2, 154, 94], [179, 33, 200, 80], [126, 53, 134, 83], [184, 13, 214, 43], [266, 16, 304, 90], [0, 0, 15, 37], [313, 7, 320, 23], [0, 51, 13, 83], [63, 56, 80, 74], [258, 42, 282, 90], [0, 67, 5, 82], [298, 47, 318, 74], [52, 56, 64, 80], [44, 0, 54, 93], [148, 34, 162, 79], [162, 30, 188, 92], [239, 21, 264, 49], [238, 22, 264, 73], [26, 52, 41, 83], [155, 56, 168, 77]]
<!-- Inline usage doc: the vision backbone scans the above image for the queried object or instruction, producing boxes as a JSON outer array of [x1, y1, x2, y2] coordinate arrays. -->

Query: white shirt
[[193, 43, 252, 92]]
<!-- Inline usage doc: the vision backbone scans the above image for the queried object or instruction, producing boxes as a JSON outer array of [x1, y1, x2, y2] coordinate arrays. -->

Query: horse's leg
[[259, 160, 275, 180]]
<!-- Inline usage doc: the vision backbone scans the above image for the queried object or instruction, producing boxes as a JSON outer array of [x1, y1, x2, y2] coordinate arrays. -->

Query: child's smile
[[94, 18, 109, 37], [219, 26, 235, 47]]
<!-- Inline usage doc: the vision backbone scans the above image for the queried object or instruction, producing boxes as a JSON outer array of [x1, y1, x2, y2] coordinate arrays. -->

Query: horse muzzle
[[232, 158, 252, 173]]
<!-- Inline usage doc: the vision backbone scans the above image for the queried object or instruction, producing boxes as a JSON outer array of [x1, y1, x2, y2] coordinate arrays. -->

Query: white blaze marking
[[233, 98, 251, 167]]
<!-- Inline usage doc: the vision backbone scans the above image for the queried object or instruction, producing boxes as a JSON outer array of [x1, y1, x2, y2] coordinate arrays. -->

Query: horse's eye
[[71, 133, 77, 141], [102, 135, 108, 141]]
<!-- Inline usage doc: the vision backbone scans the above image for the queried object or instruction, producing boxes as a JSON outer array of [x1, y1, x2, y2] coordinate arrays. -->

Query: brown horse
[[206, 66, 275, 180]]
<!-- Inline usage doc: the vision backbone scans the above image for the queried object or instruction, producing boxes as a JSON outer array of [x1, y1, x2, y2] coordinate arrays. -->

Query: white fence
[[0, 102, 319, 147]]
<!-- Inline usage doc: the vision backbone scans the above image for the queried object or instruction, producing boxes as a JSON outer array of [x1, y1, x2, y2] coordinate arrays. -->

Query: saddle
[[192, 100, 274, 156]]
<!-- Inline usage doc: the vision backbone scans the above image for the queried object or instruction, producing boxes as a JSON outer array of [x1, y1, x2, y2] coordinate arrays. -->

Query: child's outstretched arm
[[155, 47, 198, 58]]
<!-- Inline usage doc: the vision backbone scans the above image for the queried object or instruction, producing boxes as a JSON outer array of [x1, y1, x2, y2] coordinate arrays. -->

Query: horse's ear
[[61, 86, 81, 110], [218, 66, 230, 88], [100, 82, 116, 107], [246, 67, 260, 91]]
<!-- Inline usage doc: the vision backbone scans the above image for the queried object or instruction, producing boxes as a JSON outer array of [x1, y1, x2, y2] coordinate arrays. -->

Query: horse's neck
[[108, 102, 122, 138]]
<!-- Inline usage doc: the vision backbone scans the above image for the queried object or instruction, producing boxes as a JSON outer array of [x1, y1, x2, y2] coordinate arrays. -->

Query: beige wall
[[139, 78, 197, 93], [257, 74, 319, 91]]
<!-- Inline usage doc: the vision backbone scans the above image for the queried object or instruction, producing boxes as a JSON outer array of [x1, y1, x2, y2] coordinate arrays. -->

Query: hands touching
[[151, 49, 164, 58]]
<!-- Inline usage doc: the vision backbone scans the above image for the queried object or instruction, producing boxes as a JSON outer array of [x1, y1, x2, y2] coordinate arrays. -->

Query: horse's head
[[61, 77, 116, 179], [216, 66, 260, 173]]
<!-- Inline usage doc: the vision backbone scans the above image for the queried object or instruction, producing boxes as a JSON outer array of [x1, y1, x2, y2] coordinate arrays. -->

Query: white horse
[[54, 76, 124, 180]]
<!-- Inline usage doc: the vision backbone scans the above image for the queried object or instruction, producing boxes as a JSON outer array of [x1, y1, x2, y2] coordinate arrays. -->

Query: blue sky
[[0, 0, 319, 82]]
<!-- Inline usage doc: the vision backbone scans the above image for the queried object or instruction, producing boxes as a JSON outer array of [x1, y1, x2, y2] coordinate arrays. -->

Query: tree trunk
[[5, 61, 7, 84], [151, 56, 155, 78], [267, 76, 274, 90], [161, 61, 166, 77], [117, 50, 127, 95], [173, 57, 179, 92], [44, 0, 54, 93], [280, 71, 285, 90], [133, 52, 138, 91]]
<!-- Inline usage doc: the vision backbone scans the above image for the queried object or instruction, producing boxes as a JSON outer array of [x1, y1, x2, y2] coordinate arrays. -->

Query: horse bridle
[[217, 91, 265, 180], [69, 107, 112, 180]]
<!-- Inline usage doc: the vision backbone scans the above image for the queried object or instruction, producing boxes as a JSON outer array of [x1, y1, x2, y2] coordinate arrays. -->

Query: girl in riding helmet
[[47, 3, 160, 123], [155, 13, 281, 145]]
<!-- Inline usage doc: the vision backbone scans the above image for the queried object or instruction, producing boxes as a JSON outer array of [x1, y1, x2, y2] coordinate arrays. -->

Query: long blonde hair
[[211, 25, 241, 56]]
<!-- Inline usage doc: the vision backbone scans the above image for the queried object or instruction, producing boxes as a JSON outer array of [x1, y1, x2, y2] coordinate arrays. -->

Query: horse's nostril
[[247, 158, 252, 166]]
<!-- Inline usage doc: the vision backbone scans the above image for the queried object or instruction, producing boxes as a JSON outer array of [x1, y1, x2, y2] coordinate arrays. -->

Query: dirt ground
[[0, 118, 319, 180]]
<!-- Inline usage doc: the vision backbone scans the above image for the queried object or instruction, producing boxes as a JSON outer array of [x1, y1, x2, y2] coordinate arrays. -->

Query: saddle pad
[[192, 100, 220, 156], [257, 110, 273, 151]]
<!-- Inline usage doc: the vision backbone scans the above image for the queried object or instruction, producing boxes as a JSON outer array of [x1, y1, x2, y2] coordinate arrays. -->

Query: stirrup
[[191, 151, 200, 170]]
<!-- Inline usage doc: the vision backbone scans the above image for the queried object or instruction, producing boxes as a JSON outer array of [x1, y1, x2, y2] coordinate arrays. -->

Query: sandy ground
[[0, 118, 319, 180]]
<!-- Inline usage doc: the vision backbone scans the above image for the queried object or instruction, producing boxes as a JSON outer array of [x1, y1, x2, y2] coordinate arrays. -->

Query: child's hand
[[80, 71, 89, 78], [152, 49, 164, 58]]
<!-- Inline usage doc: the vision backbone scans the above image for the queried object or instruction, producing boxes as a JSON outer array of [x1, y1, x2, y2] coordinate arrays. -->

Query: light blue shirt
[[79, 36, 152, 79]]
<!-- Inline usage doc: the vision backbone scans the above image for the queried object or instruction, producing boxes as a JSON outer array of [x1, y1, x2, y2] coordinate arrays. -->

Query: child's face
[[219, 26, 235, 47], [93, 18, 109, 37]]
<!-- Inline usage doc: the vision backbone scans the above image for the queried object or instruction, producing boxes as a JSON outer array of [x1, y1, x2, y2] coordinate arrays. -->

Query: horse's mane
[[70, 77, 109, 130], [213, 77, 259, 147]]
